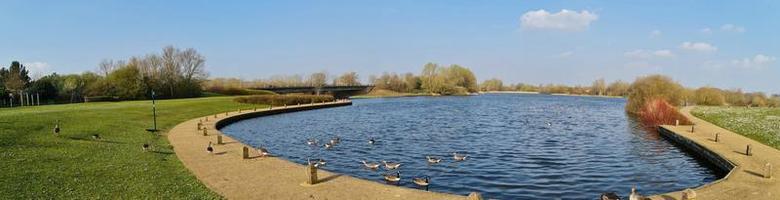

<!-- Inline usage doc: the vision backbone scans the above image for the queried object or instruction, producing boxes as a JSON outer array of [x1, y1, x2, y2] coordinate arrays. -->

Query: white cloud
[[732, 54, 776, 68], [555, 51, 574, 58], [23, 62, 51, 79], [650, 30, 662, 38], [624, 49, 674, 59], [679, 42, 717, 52], [520, 9, 598, 31], [721, 24, 746, 33], [700, 28, 712, 34]]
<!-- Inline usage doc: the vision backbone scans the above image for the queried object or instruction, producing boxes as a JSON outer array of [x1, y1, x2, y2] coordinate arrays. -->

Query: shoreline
[[649, 106, 779, 200], [167, 100, 464, 200]]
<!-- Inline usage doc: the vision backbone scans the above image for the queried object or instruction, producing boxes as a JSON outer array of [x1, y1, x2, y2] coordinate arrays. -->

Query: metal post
[[36, 93, 40, 106], [746, 145, 752, 156], [151, 91, 158, 132], [690, 125, 695, 133], [715, 133, 719, 142], [676, 120, 679, 126]]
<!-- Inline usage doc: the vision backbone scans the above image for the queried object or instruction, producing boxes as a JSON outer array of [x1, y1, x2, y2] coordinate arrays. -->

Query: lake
[[221, 94, 723, 199]]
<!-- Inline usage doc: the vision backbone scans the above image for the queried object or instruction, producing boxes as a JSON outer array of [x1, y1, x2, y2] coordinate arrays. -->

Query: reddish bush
[[638, 98, 692, 128]]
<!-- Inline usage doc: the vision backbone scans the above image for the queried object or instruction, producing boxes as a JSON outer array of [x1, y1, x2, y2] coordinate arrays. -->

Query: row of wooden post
[[675, 119, 773, 179]]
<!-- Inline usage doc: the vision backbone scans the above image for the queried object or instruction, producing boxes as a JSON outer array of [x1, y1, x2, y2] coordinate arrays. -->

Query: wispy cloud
[[23, 61, 52, 79], [555, 51, 574, 58], [720, 24, 746, 33], [624, 49, 675, 59], [520, 9, 598, 31], [700, 28, 712, 34], [679, 42, 717, 52], [650, 30, 662, 38], [732, 54, 776, 69]]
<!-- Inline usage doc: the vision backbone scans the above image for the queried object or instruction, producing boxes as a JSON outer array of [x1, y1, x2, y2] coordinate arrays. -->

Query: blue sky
[[1, 0, 778, 93]]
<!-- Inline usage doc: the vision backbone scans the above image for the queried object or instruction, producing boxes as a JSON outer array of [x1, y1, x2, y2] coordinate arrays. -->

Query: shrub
[[234, 95, 335, 106], [638, 98, 692, 128], [626, 75, 685, 114]]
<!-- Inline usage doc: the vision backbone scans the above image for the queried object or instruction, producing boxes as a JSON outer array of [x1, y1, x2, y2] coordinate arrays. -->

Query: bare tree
[[334, 72, 360, 86]]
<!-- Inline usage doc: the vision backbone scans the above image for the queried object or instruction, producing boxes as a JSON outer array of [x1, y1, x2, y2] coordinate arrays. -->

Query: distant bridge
[[251, 85, 374, 98]]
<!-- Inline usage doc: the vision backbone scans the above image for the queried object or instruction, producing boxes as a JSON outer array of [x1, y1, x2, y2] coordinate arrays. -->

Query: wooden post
[[237, 108, 241, 113], [205, 116, 208, 122], [202, 129, 208, 136], [243, 146, 250, 159], [765, 163, 773, 179], [217, 135, 223, 145], [690, 125, 695, 133], [197, 122, 202, 130], [253, 107, 257, 111], [307, 163, 318, 184], [467, 192, 483, 200], [675, 120, 680, 126], [714, 133, 719, 142], [746, 144, 752, 156]]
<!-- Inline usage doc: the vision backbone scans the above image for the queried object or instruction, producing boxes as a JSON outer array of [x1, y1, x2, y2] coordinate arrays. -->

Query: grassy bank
[[692, 106, 780, 149], [0, 97, 259, 199]]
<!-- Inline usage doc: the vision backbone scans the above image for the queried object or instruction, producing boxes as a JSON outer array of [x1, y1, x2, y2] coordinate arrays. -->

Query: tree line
[[1, 46, 207, 106]]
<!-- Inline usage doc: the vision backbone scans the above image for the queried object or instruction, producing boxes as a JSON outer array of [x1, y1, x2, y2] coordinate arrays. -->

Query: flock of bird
[[300, 136, 470, 188]]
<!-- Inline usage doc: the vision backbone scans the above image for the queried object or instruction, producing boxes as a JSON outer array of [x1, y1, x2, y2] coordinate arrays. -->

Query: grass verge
[[0, 96, 259, 199], [692, 106, 780, 149]]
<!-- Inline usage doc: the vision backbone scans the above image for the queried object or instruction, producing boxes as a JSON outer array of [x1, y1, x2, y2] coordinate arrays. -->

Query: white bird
[[383, 171, 401, 182], [362, 160, 380, 170], [324, 142, 334, 149], [142, 143, 150, 152], [308, 158, 327, 168], [306, 139, 317, 146], [453, 153, 468, 161], [368, 138, 376, 145], [629, 186, 643, 200], [382, 161, 401, 170], [257, 147, 271, 157], [412, 176, 430, 186], [206, 142, 214, 154], [426, 156, 442, 164], [330, 137, 340, 144], [91, 134, 102, 140]]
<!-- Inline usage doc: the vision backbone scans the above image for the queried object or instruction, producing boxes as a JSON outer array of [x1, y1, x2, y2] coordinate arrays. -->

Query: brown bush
[[638, 98, 692, 128], [626, 75, 685, 114], [234, 95, 335, 106]]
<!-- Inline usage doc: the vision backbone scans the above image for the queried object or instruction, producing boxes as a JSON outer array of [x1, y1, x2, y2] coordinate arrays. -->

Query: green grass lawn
[[0, 97, 261, 199], [692, 106, 780, 149]]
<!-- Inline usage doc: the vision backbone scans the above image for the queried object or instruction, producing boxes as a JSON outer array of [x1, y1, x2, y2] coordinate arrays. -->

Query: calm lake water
[[221, 94, 722, 199]]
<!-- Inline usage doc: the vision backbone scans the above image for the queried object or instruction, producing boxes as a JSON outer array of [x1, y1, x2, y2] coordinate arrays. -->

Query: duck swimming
[[426, 156, 442, 164], [383, 171, 401, 182], [368, 138, 376, 145], [382, 161, 401, 170], [306, 139, 317, 146], [361, 160, 380, 170], [330, 136, 340, 144], [453, 153, 468, 161], [324, 142, 334, 149], [413, 176, 430, 187]]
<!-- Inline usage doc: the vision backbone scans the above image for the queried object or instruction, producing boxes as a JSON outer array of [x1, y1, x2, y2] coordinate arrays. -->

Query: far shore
[[352, 90, 626, 99]]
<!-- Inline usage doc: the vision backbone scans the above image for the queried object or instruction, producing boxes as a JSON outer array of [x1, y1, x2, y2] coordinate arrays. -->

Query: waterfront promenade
[[168, 100, 463, 200], [650, 107, 779, 200]]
